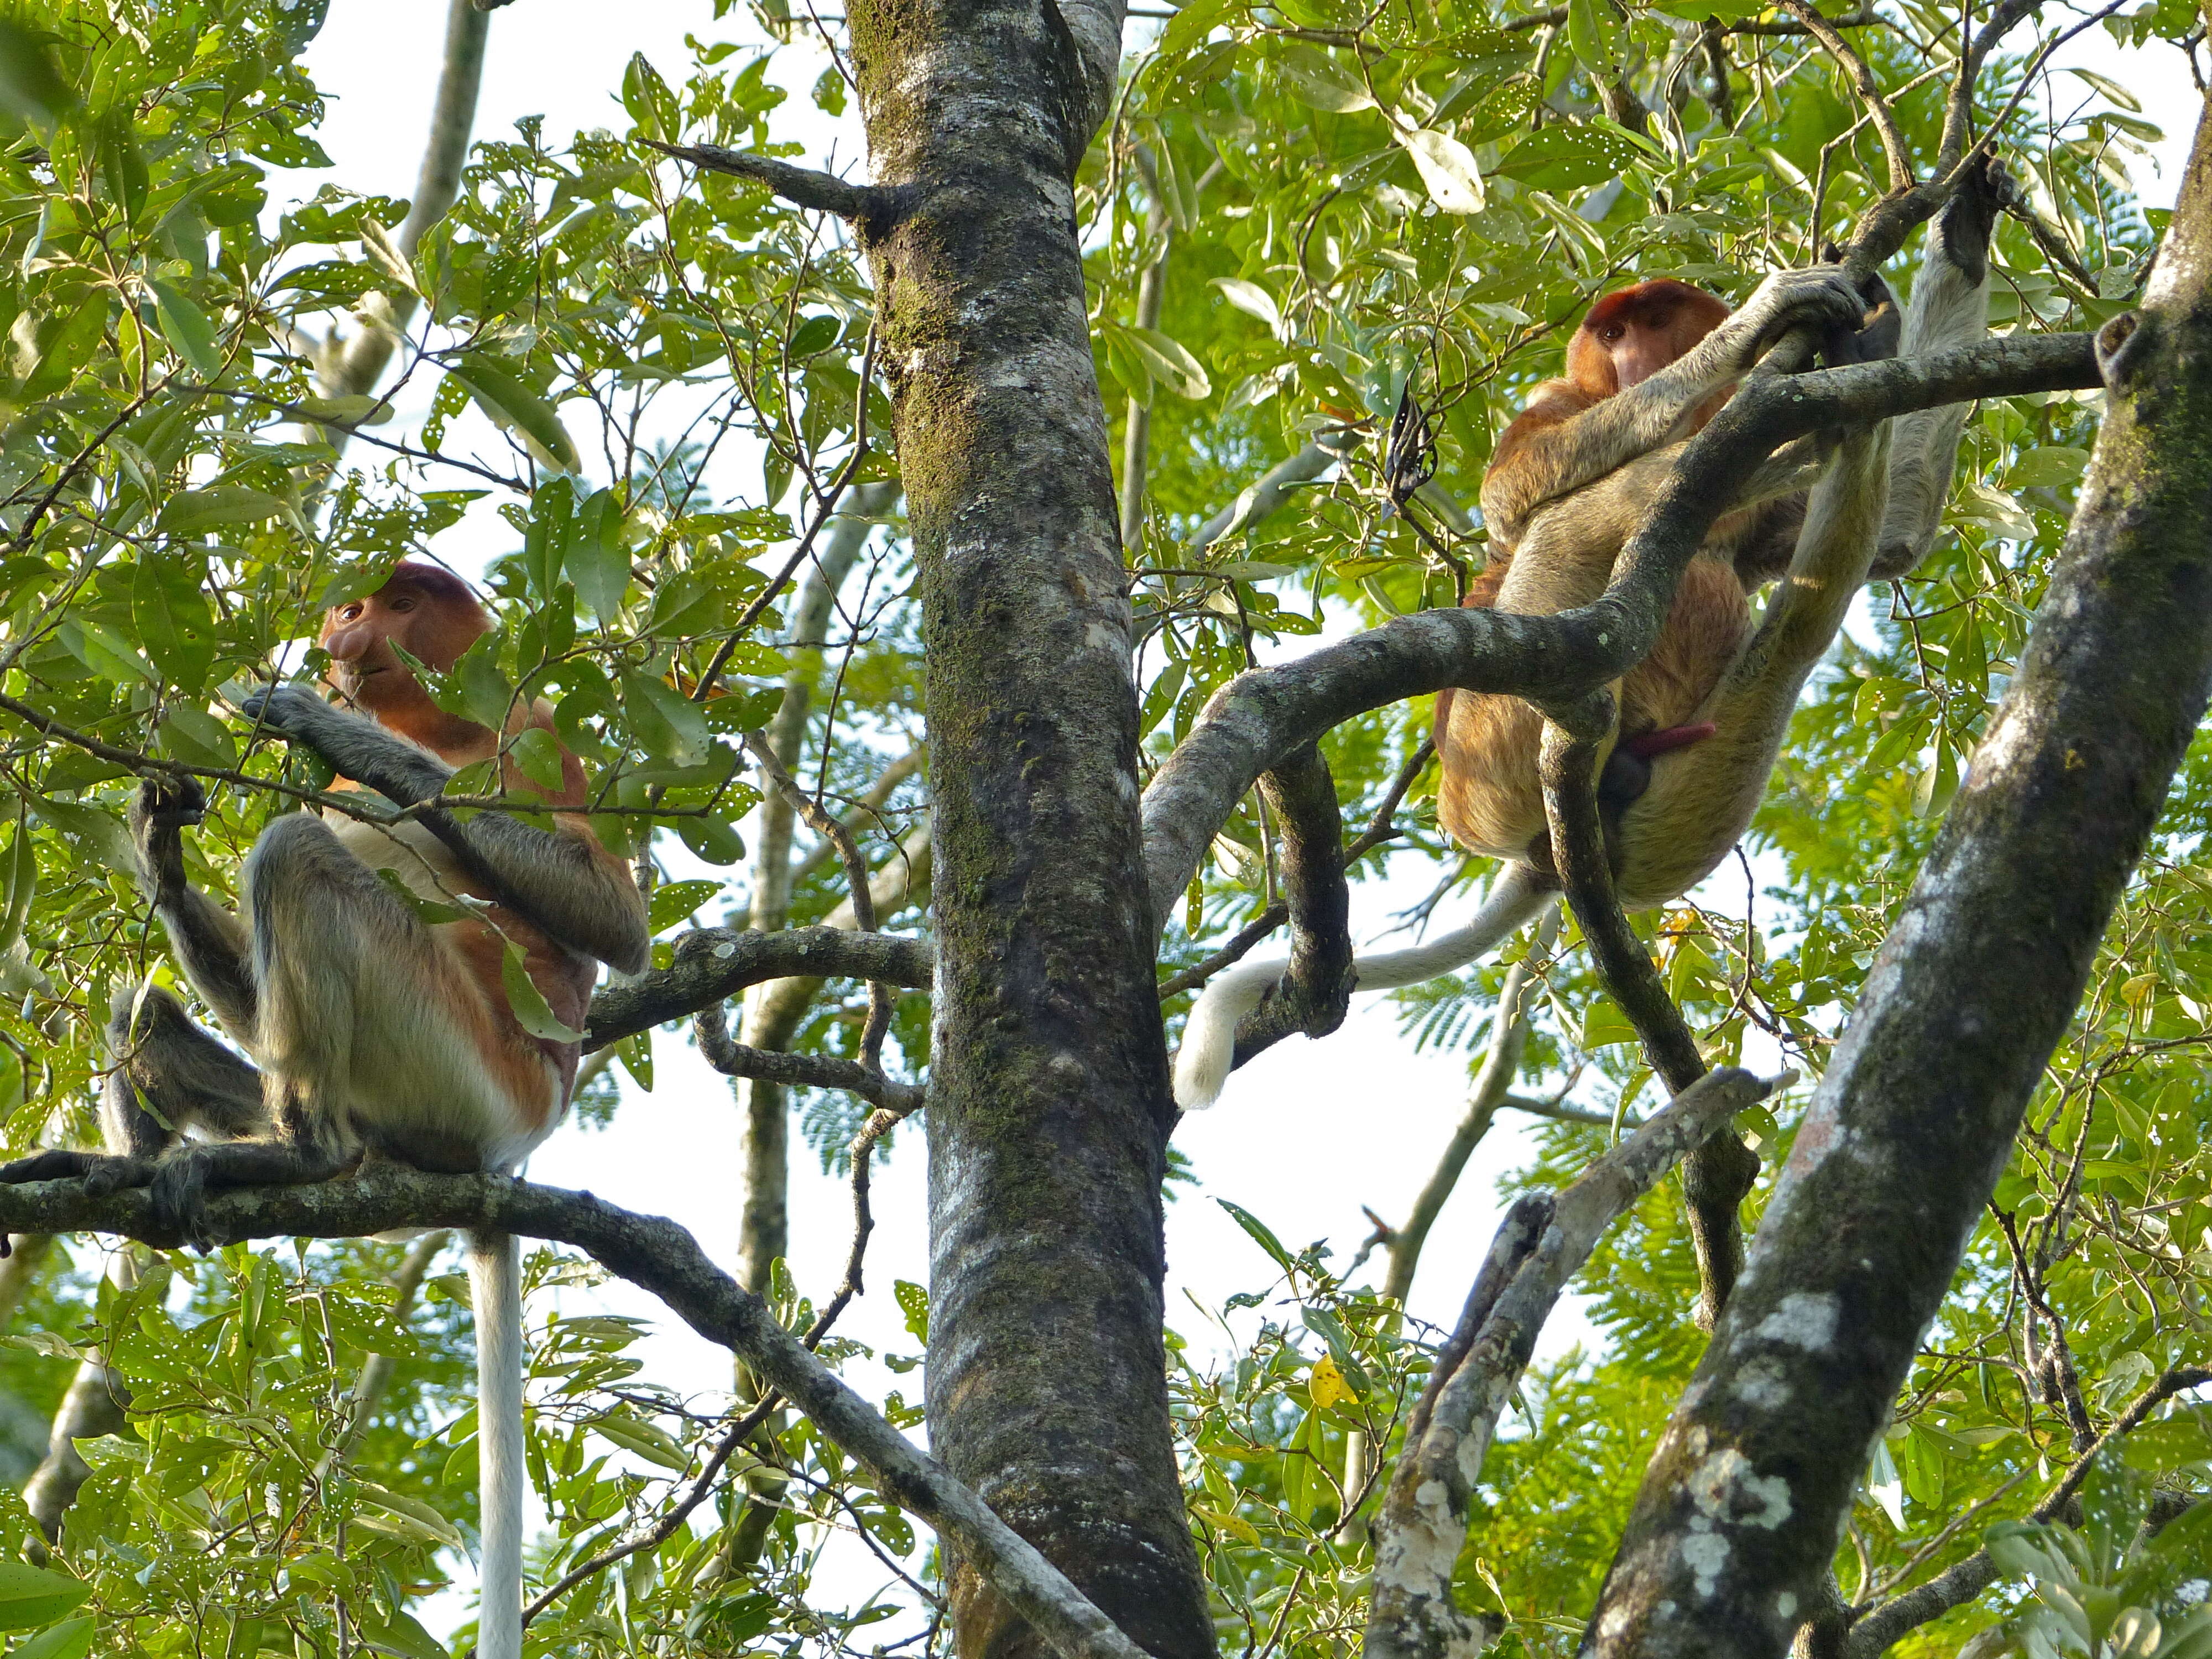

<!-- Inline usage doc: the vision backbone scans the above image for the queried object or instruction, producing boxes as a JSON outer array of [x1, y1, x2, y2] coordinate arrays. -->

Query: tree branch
[[1139, 335, 2101, 938], [0, 1170, 1149, 1659], [642, 138, 899, 226], [1843, 1368, 2212, 1656], [1364, 1067, 1784, 1659], [1219, 744, 1354, 1068], [1782, 0, 1912, 190], [695, 1002, 926, 1113], [584, 926, 932, 1051], [1538, 701, 1757, 1330]]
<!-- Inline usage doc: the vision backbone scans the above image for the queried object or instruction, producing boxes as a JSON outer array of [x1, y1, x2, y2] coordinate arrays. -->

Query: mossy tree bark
[[1581, 96, 2212, 1659], [842, 0, 1215, 1653]]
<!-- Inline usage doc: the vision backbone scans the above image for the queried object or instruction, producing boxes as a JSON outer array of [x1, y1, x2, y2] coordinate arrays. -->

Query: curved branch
[[696, 1001, 926, 1114], [1140, 333, 2101, 934], [0, 1169, 1147, 1659], [1222, 744, 1354, 1068], [1537, 702, 1757, 1329], [585, 926, 933, 1051], [1365, 1067, 1784, 1659]]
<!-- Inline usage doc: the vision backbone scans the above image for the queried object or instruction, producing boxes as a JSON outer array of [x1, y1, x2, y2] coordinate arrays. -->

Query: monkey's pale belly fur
[[287, 814, 570, 1172]]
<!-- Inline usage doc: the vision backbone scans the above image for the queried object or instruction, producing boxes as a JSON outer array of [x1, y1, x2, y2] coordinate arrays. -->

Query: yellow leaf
[[1310, 1353, 1355, 1408]]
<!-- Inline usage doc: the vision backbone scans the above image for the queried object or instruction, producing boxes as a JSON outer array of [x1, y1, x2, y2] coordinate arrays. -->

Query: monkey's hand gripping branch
[[0, 1168, 1149, 1659]]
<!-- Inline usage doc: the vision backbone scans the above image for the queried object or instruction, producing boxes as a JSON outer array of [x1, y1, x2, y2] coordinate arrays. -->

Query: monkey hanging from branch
[[1, 562, 649, 1659], [1173, 154, 2016, 1113]]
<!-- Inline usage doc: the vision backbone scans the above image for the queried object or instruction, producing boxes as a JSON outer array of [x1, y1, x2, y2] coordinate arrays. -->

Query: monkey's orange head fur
[[320, 561, 491, 724], [1568, 279, 1731, 395]]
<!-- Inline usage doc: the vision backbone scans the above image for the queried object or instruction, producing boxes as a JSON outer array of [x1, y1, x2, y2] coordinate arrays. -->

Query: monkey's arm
[[1480, 267, 1870, 547], [127, 779, 259, 1039], [239, 687, 651, 974]]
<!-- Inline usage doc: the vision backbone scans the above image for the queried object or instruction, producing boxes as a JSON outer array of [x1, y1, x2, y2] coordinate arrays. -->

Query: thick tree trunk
[[1581, 96, 2212, 1659], [843, 0, 1213, 1652]]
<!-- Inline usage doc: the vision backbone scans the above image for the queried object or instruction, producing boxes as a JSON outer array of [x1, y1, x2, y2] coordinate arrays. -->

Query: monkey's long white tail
[[1172, 862, 1559, 1112], [468, 1229, 524, 1659]]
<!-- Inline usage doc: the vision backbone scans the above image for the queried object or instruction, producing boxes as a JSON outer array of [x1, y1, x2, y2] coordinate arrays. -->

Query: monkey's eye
[[390, 597, 416, 613], [1601, 326, 1626, 343], [338, 604, 365, 622]]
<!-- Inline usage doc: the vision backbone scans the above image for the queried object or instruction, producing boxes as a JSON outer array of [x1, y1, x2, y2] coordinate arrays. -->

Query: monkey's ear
[[1820, 240, 1845, 265]]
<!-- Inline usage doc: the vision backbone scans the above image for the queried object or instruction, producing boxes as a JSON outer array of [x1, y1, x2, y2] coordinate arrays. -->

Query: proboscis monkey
[[2, 562, 648, 1659], [1173, 154, 2013, 1112]]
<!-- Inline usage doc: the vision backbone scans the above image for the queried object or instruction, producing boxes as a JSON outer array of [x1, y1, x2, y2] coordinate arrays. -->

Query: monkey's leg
[[1611, 424, 1893, 909], [150, 813, 519, 1247], [128, 778, 259, 1040]]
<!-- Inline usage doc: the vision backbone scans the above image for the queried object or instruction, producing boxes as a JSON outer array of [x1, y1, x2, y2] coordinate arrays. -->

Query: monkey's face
[[320, 576, 488, 716]]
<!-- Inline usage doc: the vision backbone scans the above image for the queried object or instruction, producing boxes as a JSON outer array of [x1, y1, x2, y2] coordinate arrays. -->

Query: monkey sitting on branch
[[0, 562, 649, 1659], [1173, 154, 2016, 1113]]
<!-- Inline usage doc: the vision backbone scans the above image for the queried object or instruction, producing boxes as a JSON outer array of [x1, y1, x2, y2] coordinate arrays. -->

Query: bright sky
[[276, 0, 2208, 1632]]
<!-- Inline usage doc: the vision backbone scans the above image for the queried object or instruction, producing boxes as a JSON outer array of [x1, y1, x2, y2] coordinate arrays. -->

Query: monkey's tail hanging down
[[468, 1229, 526, 1659], [1172, 862, 1559, 1112]]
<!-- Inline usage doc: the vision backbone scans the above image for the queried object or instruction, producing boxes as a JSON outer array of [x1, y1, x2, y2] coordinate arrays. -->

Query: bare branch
[[585, 926, 932, 1052], [1364, 1068, 1784, 1659], [695, 1001, 926, 1114], [1783, 0, 1912, 190], [643, 138, 898, 224], [0, 1170, 1149, 1659]]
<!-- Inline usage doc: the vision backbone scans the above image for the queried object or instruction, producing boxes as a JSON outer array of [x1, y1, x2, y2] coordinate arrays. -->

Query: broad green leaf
[[156, 487, 287, 534], [619, 669, 710, 765], [0, 18, 70, 129], [0, 1563, 89, 1632], [648, 879, 722, 931], [592, 1411, 692, 1470], [446, 357, 581, 474], [10, 1617, 95, 1659], [1277, 45, 1374, 112], [1121, 326, 1212, 400], [508, 727, 569, 794], [148, 280, 224, 379], [674, 812, 745, 865], [1395, 127, 1484, 212], [1211, 277, 1282, 332], [570, 488, 633, 622], [499, 941, 585, 1042], [353, 1483, 468, 1552]]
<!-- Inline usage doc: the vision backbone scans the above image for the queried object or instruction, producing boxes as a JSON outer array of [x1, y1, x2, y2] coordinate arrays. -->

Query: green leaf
[[148, 280, 224, 379], [11, 1616, 95, 1659], [674, 813, 746, 865], [156, 487, 287, 534], [570, 489, 633, 623], [894, 1278, 930, 1343], [508, 727, 568, 794], [1277, 45, 1375, 112], [0, 1563, 90, 1632], [1395, 127, 1485, 212], [499, 941, 584, 1042], [452, 633, 515, 730], [592, 1411, 692, 1470], [446, 357, 581, 474], [648, 879, 722, 931], [1119, 326, 1212, 400], [353, 1483, 468, 1552], [351, 1608, 446, 1659], [619, 670, 710, 765], [0, 18, 70, 129], [1580, 999, 1638, 1049], [374, 868, 473, 926], [1212, 278, 1282, 332], [1217, 1199, 1297, 1275], [133, 555, 217, 693]]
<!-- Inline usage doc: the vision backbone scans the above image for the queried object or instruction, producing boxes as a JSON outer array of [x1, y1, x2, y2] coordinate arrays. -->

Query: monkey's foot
[[0, 1150, 157, 1190]]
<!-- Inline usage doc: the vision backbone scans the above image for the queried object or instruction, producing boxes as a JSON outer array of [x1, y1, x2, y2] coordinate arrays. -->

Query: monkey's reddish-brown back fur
[[1437, 279, 1745, 864]]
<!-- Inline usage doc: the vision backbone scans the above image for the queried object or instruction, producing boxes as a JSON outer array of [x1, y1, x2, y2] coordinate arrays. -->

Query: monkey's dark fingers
[[0, 1150, 156, 1188], [129, 774, 206, 829], [148, 1152, 219, 1251], [234, 683, 321, 738]]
